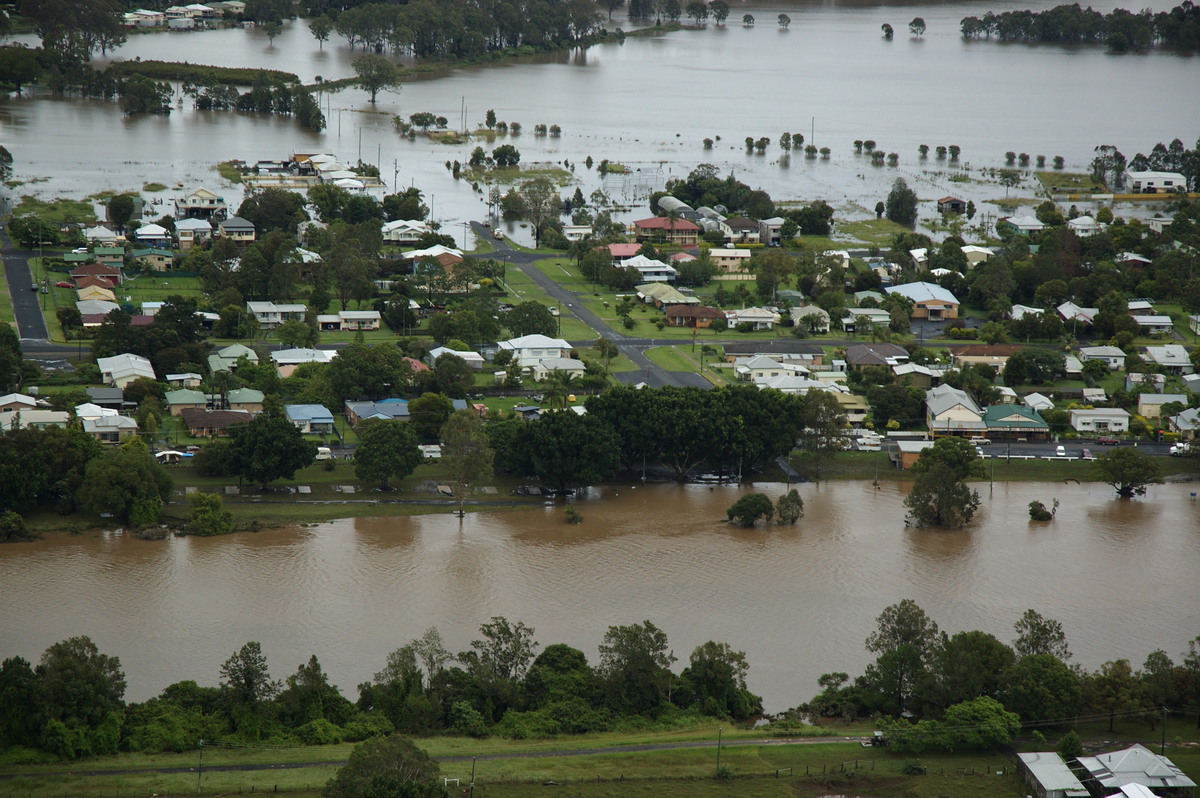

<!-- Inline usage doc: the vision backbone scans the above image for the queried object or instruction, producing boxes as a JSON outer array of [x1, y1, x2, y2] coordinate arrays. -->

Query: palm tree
[[542, 371, 579, 411]]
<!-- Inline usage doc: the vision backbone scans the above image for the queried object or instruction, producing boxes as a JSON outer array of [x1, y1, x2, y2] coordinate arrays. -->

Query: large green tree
[[505, 301, 558, 337], [76, 437, 173, 526], [36, 636, 126, 732], [323, 734, 446, 798], [514, 412, 620, 492], [227, 412, 316, 488], [439, 409, 493, 515], [597, 620, 677, 715], [354, 418, 422, 490], [903, 437, 982, 528], [885, 178, 919, 226], [1013, 609, 1072, 661], [1094, 447, 1162, 498], [353, 54, 400, 104], [324, 343, 414, 404]]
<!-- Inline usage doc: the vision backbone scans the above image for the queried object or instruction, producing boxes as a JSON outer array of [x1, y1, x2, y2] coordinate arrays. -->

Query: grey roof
[[925, 384, 982, 418], [1017, 752, 1088, 795], [886, 281, 960, 305], [1077, 744, 1196, 792]]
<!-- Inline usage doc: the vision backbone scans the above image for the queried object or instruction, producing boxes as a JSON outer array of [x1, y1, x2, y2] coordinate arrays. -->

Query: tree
[[220, 641, 280, 707], [325, 343, 413, 404], [909, 16, 926, 36], [276, 318, 318, 349], [796, 390, 847, 478], [941, 696, 1021, 750], [466, 617, 538, 684], [1013, 609, 1071, 660], [506, 301, 557, 337], [237, 188, 309, 235], [513, 412, 620, 492], [677, 641, 761, 719], [866, 599, 940, 659], [323, 734, 446, 798], [905, 461, 980, 527], [726, 493, 774, 527], [431, 353, 473, 399], [76, 437, 173, 526], [1094, 447, 1162, 498], [36, 636, 126, 733], [409, 393, 454, 441], [885, 178, 919, 226], [186, 492, 235, 537], [355, 419, 422, 490], [106, 194, 135, 231], [598, 621, 677, 714], [709, 0, 729, 24], [1003, 347, 1064, 386], [492, 144, 520, 167], [777, 13, 791, 28], [881, 22, 894, 38], [227, 412, 316, 488], [1087, 659, 1140, 731], [309, 15, 333, 48], [1001, 653, 1080, 723], [353, 54, 400, 104], [440, 410, 493, 516], [686, 2, 708, 24], [1059, 730, 1083, 760], [514, 178, 560, 246], [775, 489, 804, 525]]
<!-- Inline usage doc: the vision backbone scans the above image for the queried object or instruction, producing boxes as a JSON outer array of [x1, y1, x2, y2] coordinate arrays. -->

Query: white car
[[1055, 445, 1066, 457]]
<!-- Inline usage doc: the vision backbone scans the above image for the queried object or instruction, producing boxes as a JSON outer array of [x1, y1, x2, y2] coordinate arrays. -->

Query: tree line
[[0, 618, 761, 760], [804, 599, 1200, 753], [960, 2, 1200, 52]]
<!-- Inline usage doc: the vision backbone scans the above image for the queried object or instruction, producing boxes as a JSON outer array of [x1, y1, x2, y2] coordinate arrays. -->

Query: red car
[[55, 281, 74, 288], [1096, 436, 1119, 445]]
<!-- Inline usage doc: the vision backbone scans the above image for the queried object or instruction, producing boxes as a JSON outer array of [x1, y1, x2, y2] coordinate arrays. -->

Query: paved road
[[471, 222, 715, 388], [1, 228, 51, 341]]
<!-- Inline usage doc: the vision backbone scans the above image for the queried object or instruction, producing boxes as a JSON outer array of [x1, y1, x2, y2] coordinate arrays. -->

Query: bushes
[[296, 718, 344, 745], [109, 61, 299, 86]]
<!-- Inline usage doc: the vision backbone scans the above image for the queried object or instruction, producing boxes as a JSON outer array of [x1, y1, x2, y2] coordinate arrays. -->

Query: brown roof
[[725, 217, 760, 230], [71, 263, 122, 278], [664, 304, 724, 319], [403, 357, 430, 373], [74, 274, 115, 289], [632, 217, 700, 231], [180, 408, 253, 431], [938, 196, 964, 204], [603, 243, 641, 257]]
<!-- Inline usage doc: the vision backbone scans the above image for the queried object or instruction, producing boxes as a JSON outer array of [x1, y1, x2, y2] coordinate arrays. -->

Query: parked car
[[1055, 445, 1066, 457], [1096, 436, 1119, 445], [968, 436, 991, 445], [55, 281, 73, 288], [975, 446, 986, 458]]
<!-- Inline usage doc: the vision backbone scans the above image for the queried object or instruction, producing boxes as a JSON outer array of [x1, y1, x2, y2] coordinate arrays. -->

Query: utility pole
[[196, 741, 204, 794], [716, 727, 723, 775]]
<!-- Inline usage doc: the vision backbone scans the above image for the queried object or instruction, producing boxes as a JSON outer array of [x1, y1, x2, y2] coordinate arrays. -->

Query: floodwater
[[2, 480, 1197, 711], [2, 0, 1198, 233]]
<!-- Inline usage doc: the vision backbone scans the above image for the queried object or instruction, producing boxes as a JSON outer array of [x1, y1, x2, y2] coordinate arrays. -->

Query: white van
[[315, 447, 333, 461]]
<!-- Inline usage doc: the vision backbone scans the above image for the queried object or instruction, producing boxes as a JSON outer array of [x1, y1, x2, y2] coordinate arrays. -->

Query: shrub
[[296, 719, 344, 745]]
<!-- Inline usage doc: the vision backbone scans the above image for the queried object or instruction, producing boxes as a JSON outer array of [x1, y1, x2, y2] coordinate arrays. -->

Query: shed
[[1017, 752, 1090, 798]]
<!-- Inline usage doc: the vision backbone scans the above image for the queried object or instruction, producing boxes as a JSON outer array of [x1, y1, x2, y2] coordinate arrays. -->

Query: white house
[[1058, 301, 1098, 325], [1143, 344, 1193, 374], [247, 301, 307, 329], [1067, 215, 1106, 235], [734, 355, 807, 383], [709, 248, 753, 273], [925, 384, 985, 435], [1016, 752, 1089, 798], [1077, 744, 1195, 796], [381, 219, 432, 244], [175, 217, 213, 250], [1010, 304, 1045, 320], [496, 334, 571, 366], [1079, 345, 1127, 370], [1125, 170, 1187, 194], [1137, 393, 1187, 419], [726, 307, 779, 330], [1132, 315, 1174, 335], [271, 348, 337, 377], [1069, 408, 1131, 433], [96, 353, 156, 389], [532, 357, 587, 381], [429, 346, 485, 370], [790, 305, 830, 332], [1023, 392, 1056, 412], [622, 254, 677, 283]]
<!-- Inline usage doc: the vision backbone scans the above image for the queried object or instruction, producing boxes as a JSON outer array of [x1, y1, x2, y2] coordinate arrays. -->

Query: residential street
[[1, 228, 51, 341]]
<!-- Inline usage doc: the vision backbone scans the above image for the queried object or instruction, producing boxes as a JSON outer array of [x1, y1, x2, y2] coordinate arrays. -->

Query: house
[[1125, 170, 1187, 194], [271, 348, 337, 377], [630, 217, 700, 245], [180, 408, 252, 437], [774, 289, 805, 308], [622, 254, 677, 282], [726, 307, 779, 330], [3, 409, 70, 430], [1137, 393, 1188, 419], [1144, 344, 1193, 374], [886, 282, 960, 321], [937, 196, 967, 214], [125, 9, 165, 26], [1076, 744, 1195, 797], [381, 218, 431, 244], [1058, 301, 1099, 326], [218, 216, 256, 243], [336, 310, 381, 331], [71, 262, 122, 285], [77, 300, 121, 320], [1016, 752, 1090, 798], [1168, 408, 1200, 440], [835, 393, 870, 425], [636, 283, 697, 308], [224, 387, 264, 413], [286, 404, 335, 434], [949, 344, 1023, 370], [1127, 372, 1167, 392], [709, 248, 753, 272], [755, 375, 834, 395], [758, 216, 786, 245], [846, 343, 909, 370], [664, 304, 724, 328], [563, 225, 593, 241], [403, 244, 465, 269], [888, 439, 936, 469], [601, 243, 641, 263], [134, 223, 171, 248], [1133, 315, 1174, 335], [175, 217, 213, 250], [94, 247, 126, 268], [925, 384, 985, 436], [1118, 252, 1154, 268], [1068, 215, 1106, 235], [790, 305, 830, 333], [723, 217, 761, 244], [842, 307, 892, 332], [961, 245, 994, 265], [1023, 392, 1055, 411], [984, 404, 1049, 440], [1183, 373, 1200, 393], [128, 248, 175, 271], [85, 387, 127, 411], [999, 215, 1046, 235], [247, 301, 307, 329], [893, 362, 938, 388], [164, 388, 208, 416], [735, 355, 806, 382], [909, 248, 928, 267], [1011, 304, 1045, 320], [174, 187, 227, 219], [533, 357, 587, 381], [77, 284, 117, 303], [83, 225, 123, 245], [722, 341, 825, 366], [83, 414, 138, 443], [208, 343, 259, 373], [429, 346, 486, 370], [1069, 408, 1131, 433], [854, 290, 886, 306], [1080, 345, 1127, 371], [344, 399, 410, 426], [496, 334, 571, 366], [0, 393, 38, 414], [96, 353, 156, 389]]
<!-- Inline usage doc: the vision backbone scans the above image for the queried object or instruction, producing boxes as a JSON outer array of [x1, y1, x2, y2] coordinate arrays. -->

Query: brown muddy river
[[1, 480, 1197, 711]]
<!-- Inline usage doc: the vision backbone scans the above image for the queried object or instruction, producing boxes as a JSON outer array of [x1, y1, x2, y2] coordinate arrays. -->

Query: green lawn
[[12, 195, 97, 225]]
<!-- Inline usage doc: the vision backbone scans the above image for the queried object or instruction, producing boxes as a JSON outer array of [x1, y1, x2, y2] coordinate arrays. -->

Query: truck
[[1170, 442, 1191, 456]]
